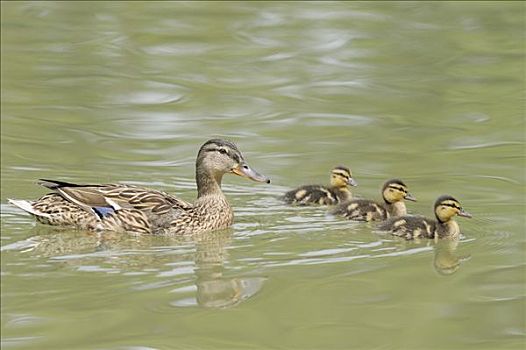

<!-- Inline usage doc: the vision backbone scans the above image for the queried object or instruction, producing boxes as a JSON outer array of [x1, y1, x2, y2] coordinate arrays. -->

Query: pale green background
[[1, 2, 525, 349]]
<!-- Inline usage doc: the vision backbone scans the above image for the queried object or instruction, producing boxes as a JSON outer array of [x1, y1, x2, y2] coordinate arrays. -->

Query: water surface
[[1, 2, 525, 349]]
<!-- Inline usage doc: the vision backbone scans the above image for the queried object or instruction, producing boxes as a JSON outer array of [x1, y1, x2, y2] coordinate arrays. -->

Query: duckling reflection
[[5, 227, 265, 308], [432, 238, 471, 276], [380, 234, 471, 276]]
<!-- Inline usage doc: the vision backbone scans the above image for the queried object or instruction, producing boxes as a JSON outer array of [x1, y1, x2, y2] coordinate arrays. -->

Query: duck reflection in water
[[191, 230, 266, 308], [5, 227, 266, 308], [381, 234, 471, 276], [432, 238, 471, 276]]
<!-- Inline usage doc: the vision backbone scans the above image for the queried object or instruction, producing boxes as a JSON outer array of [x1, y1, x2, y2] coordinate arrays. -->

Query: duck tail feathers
[[7, 199, 51, 218]]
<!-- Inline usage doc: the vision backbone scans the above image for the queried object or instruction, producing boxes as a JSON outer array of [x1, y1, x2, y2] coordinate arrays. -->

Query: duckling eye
[[218, 148, 228, 155]]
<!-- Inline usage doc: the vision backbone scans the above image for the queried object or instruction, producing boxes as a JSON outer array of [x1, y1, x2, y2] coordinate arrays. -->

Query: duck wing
[[38, 179, 193, 216]]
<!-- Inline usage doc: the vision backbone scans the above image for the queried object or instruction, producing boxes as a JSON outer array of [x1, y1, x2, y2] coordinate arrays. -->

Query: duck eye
[[218, 148, 228, 155]]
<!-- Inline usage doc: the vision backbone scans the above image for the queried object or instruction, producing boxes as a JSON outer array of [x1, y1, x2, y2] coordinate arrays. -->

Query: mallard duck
[[378, 195, 472, 240], [282, 166, 357, 205], [8, 139, 270, 235], [331, 178, 416, 221]]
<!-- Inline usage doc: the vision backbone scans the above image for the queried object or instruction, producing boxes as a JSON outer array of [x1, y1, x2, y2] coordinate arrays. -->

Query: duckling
[[8, 139, 270, 235], [282, 166, 357, 206], [331, 178, 416, 221], [378, 195, 472, 240]]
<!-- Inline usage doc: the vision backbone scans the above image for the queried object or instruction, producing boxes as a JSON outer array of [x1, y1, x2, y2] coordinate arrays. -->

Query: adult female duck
[[9, 139, 270, 235]]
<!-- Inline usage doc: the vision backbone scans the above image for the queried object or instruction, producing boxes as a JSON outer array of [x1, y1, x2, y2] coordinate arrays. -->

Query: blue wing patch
[[93, 206, 115, 218]]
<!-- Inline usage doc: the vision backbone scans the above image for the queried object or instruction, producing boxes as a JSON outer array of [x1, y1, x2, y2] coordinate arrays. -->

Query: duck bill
[[348, 177, 358, 187], [405, 192, 417, 202], [458, 209, 472, 218], [231, 163, 270, 183]]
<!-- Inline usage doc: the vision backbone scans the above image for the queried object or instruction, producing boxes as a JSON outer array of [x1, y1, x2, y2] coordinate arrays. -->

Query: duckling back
[[282, 185, 348, 206], [378, 215, 436, 240], [282, 166, 356, 206], [331, 199, 388, 221]]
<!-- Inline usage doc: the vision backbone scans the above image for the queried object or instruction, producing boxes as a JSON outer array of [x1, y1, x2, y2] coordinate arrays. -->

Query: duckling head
[[330, 166, 357, 189], [434, 195, 472, 223], [382, 178, 416, 204], [196, 139, 270, 187]]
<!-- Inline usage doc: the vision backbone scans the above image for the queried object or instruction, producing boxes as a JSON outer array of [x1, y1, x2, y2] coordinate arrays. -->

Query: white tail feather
[[7, 199, 51, 218]]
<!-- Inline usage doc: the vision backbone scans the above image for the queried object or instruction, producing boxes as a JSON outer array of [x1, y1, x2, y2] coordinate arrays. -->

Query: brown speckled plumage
[[332, 179, 416, 221], [9, 139, 269, 235], [378, 195, 472, 240]]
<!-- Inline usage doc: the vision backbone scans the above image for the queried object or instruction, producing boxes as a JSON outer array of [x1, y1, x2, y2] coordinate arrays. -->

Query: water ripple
[[1, 1, 524, 349], [449, 141, 523, 150]]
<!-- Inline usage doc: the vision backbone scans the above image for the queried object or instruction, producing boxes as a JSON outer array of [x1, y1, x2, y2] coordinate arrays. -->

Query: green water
[[1, 2, 525, 349]]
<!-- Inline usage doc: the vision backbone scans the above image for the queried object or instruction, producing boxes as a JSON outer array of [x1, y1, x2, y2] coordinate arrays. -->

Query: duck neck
[[385, 201, 407, 217], [437, 219, 460, 239], [196, 167, 224, 199], [334, 187, 351, 201]]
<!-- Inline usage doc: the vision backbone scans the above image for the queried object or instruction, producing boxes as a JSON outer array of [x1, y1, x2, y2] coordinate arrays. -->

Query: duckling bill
[[378, 195, 472, 240], [332, 178, 416, 221], [282, 166, 357, 206], [8, 139, 270, 235]]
